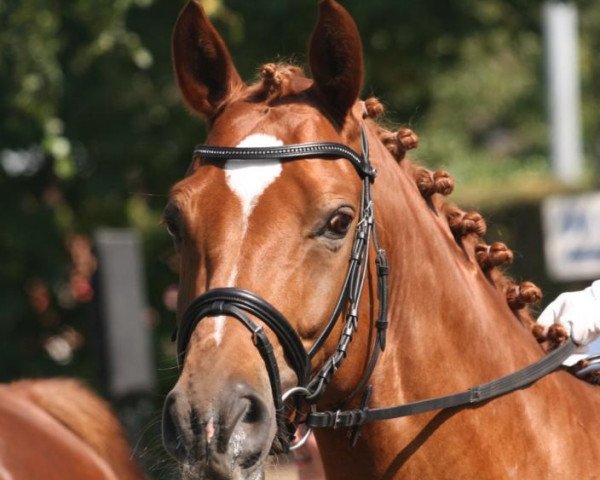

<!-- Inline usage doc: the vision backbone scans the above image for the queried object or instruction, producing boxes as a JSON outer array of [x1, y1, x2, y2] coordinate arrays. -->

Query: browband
[[193, 141, 376, 179]]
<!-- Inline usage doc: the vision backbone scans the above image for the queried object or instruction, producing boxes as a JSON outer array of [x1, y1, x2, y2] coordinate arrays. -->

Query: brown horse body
[[164, 1, 600, 478], [0, 379, 143, 480]]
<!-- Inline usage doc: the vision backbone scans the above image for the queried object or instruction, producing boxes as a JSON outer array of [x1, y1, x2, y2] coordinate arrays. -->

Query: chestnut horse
[[0, 379, 144, 480], [163, 1, 600, 479]]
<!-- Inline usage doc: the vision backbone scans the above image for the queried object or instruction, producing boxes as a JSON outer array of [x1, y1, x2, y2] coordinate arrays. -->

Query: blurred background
[[1, 0, 599, 477]]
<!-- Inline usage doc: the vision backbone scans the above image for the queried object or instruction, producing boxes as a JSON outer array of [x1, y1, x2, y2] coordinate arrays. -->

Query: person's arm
[[536, 281, 600, 365]]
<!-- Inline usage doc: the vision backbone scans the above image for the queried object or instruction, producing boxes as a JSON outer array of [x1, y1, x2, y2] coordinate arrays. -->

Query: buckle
[[349, 386, 372, 447], [376, 249, 389, 276], [333, 410, 343, 429], [469, 386, 482, 403]]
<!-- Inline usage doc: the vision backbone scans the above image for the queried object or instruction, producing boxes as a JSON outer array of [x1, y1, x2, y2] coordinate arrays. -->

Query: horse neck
[[368, 131, 543, 396], [314, 124, 600, 480], [314, 126, 546, 477]]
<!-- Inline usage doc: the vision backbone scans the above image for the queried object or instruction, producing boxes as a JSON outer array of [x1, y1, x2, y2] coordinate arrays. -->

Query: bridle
[[173, 126, 577, 453], [175, 127, 388, 451]]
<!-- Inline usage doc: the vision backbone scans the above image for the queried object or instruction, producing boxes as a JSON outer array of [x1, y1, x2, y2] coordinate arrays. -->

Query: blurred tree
[[0, 0, 190, 382]]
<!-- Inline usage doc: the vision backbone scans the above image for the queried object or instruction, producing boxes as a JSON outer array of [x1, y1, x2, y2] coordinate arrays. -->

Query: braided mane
[[360, 96, 570, 352], [249, 63, 308, 101], [250, 63, 566, 352]]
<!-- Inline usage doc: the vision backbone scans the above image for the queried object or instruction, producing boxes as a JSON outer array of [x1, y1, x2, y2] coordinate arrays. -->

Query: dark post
[[93, 229, 156, 398]]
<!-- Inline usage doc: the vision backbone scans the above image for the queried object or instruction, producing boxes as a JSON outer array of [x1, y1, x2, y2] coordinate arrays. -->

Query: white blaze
[[225, 134, 284, 221], [212, 134, 284, 344]]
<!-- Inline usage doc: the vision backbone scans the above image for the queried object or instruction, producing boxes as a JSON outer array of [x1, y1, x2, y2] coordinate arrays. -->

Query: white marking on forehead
[[212, 133, 284, 345], [224, 134, 284, 219]]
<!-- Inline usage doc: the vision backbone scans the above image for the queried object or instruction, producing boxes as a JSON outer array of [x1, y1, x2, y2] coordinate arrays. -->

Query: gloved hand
[[537, 280, 600, 366]]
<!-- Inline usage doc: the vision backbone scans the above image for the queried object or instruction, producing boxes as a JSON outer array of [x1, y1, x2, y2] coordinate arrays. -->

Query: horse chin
[[180, 461, 266, 480]]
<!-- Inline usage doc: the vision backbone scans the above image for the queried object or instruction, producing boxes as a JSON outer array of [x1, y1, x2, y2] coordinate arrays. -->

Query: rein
[[306, 339, 577, 429], [174, 126, 575, 452]]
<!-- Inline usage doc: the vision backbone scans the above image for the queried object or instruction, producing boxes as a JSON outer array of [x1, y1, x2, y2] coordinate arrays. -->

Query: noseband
[[173, 127, 577, 453]]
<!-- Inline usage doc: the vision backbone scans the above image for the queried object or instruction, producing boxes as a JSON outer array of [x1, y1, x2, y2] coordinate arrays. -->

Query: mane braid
[[368, 101, 560, 351], [253, 63, 306, 100]]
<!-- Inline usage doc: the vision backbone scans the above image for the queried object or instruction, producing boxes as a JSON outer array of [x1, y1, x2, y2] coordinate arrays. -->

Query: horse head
[[162, 1, 377, 477]]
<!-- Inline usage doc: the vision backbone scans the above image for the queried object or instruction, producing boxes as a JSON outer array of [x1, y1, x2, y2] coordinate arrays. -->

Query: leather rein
[[174, 127, 577, 452]]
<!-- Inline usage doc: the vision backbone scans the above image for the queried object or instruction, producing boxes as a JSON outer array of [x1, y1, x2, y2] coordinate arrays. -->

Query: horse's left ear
[[309, 0, 363, 123]]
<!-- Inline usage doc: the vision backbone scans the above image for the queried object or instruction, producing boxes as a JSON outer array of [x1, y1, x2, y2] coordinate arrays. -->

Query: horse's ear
[[309, 0, 363, 122], [172, 1, 243, 118]]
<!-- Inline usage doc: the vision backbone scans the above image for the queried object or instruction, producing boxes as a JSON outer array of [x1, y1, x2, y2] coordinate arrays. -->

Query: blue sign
[[542, 192, 600, 281]]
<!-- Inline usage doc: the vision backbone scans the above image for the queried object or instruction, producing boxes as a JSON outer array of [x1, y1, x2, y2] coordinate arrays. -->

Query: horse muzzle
[[162, 379, 273, 478], [171, 288, 311, 452]]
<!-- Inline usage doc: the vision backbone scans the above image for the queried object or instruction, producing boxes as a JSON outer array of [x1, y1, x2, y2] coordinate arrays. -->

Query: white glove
[[537, 280, 600, 366]]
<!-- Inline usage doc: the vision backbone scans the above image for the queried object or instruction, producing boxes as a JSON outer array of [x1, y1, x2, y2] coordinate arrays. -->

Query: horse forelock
[[251, 62, 309, 101]]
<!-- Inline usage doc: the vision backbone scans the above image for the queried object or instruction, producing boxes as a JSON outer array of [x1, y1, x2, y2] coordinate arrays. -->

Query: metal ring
[[282, 386, 311, 402], [289, 426, 312, 451], [282, 386, 315, 451]]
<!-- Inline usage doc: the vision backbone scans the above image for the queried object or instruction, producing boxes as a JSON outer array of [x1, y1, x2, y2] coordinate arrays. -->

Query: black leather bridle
[[173, 127, 577, 453]]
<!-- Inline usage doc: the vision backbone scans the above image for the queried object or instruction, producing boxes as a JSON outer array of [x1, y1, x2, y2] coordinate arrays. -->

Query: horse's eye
[[163, 207, 183, 245], [324, 210, 354, 238], [165, 219, 180, 241]]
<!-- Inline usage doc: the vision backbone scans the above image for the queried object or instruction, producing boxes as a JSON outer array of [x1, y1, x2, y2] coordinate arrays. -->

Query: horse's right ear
[[172, 1, 243, 118]]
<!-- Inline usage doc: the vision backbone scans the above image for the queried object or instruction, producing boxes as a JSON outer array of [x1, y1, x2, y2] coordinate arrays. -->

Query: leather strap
[[193, 141, 376, 179], [306, 339, 578, 428], [178, 288, 310, 387]]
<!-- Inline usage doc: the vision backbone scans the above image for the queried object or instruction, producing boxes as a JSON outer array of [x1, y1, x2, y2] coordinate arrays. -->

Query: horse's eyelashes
[[165, 220, 180, 242], [162, 205, 183, 245]]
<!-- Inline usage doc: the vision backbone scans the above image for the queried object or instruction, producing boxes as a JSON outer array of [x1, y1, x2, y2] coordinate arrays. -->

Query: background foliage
[[1, 0, 599, 469]]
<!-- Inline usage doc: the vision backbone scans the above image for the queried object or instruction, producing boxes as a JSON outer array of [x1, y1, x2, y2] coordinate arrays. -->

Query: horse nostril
[[235, 392, 271, 469], [218, 382, 272, 459], [240, 452, 262, 469], [242, 395, 265, 424], [162, 393, 187, 461]]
